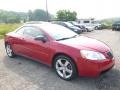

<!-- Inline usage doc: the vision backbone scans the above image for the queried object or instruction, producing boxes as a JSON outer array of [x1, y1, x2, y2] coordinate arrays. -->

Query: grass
[[0, 23, 22, 39]]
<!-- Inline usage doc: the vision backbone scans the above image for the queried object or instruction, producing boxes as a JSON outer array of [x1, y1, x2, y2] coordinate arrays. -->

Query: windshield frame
[[38, 24, 79, 41]]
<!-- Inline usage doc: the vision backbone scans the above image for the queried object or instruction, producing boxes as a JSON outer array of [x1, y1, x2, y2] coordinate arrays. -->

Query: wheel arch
[[51, 52, 78, 74], [5, 41, 9, 46]]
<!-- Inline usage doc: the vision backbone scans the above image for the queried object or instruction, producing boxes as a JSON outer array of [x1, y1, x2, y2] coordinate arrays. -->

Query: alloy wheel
[[6, 44, 15, 57]]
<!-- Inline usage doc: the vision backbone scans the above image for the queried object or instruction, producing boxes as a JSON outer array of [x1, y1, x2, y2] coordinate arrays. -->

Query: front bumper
[[86, 27, 94, 31], [77, 58, 115, 77]]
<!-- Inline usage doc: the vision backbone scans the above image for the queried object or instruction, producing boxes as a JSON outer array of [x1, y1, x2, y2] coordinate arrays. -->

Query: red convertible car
[[4, 22, 115, 80]]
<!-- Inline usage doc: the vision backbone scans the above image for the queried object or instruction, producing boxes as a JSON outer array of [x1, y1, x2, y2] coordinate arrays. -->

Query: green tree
[[28, 10, 33, 21], [0, 10, 8, 23], [0, 9, 52, 23], [32, 9, 51, 21], [0, 10, 27, 23], [56, 10, 77, 21]]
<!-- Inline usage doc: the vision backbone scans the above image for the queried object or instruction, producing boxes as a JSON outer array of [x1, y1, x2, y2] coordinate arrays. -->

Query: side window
[[23, 27, 44, 38], [83, 21, 90, 23], [16, 27, 25, 35], [61, 23, 66, 27]]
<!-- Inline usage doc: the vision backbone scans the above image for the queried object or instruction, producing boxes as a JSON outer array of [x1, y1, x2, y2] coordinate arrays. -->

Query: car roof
[[23, 21, 51, 26], [23, 21, 69, 31], [25, 21, 49, 24]]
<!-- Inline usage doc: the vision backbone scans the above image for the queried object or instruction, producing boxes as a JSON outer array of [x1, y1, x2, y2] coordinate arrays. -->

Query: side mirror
[[34, 35, 47, 43]]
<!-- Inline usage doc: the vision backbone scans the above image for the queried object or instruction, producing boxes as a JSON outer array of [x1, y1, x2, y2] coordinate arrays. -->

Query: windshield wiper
[[71, 35, 78, 38], [56, 37, 70, 41], [56, 35, 79, 41]]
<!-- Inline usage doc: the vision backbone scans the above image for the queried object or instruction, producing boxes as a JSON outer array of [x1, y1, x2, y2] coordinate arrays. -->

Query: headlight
[[80, 50, 106, 60]]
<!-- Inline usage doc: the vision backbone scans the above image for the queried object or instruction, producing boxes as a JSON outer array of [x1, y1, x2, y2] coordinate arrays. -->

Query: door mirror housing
[[34, 35, 47, 43]]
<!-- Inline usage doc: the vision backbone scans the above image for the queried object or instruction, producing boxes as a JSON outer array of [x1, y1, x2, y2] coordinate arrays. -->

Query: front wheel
[[5, 44, 15, 58], [54, 55, 77, 81]]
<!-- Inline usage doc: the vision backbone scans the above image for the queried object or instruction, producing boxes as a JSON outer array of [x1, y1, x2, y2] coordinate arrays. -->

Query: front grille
[[107, 52, 113, 58]]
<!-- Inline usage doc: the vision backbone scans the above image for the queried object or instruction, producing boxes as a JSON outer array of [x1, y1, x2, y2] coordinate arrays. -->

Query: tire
[[112, 28, 115, 31], [95, 26, 98, 30], [5, 43, 15, 58], [54, 55, 77, 81]]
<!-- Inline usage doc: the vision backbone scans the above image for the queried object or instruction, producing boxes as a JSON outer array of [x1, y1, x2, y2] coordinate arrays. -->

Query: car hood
[[58, 36, 110, 52], [86, 26, 94, 28]]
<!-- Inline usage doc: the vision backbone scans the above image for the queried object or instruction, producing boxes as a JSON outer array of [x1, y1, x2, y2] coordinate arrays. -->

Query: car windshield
[[64, 22, 74, 27], [115, 23, 120, 25], [72, 22, 79, 25], [39, 24, 78, 40]]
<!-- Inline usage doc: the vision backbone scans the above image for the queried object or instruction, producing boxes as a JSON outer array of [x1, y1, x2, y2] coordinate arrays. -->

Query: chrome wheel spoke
[[56, 67, 63, 71], [66, 68, 72, 74], [64, 61, 69, 67], [58, 59, 64, 67], [63, 70, 67, 78]]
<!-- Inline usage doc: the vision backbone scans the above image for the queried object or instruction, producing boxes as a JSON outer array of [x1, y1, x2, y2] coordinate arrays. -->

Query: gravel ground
[[0, 30, 120, 90]]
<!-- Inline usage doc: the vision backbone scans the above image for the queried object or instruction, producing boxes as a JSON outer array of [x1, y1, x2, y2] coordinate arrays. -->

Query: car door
[[22, 26, 50, 64], [12, 26, 29, 55]]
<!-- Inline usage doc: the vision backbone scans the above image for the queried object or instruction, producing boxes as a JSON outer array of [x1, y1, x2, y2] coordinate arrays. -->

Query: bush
[[100, 20, 113, 29], [0, 23, 21, 39], [101, 23, 112, 29], [0, 35, 3, 39]]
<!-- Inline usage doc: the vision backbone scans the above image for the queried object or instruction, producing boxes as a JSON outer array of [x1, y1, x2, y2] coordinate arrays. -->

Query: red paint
[[4, 24, 115, 77]]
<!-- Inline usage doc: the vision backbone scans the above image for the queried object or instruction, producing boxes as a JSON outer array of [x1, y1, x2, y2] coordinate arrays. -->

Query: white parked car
[[77, 18, 102, 30], [79, 24, 94, 32]]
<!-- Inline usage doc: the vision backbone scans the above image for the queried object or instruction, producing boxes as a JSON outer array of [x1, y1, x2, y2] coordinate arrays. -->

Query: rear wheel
[[54, 55, 77, 80], [95, 26, 98, 30], [112, 28, 115, 31], [5, 44, 15, 58]]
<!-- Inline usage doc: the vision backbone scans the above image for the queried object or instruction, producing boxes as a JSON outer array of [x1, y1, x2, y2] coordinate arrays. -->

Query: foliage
[[28, 10, 33, 21], [0, 24, 21, 39], [100, 17, 120, 29], [56, 10, 77, 21], [100, 20, 112, 29], [28, 9, 51, 21], [0, 9, 52, 23], [0, 10, 27, 23]]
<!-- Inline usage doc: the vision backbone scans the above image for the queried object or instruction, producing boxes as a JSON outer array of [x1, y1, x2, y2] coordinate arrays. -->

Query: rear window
[[113, 23, 120, 26], [83, 21, 90, 23]]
